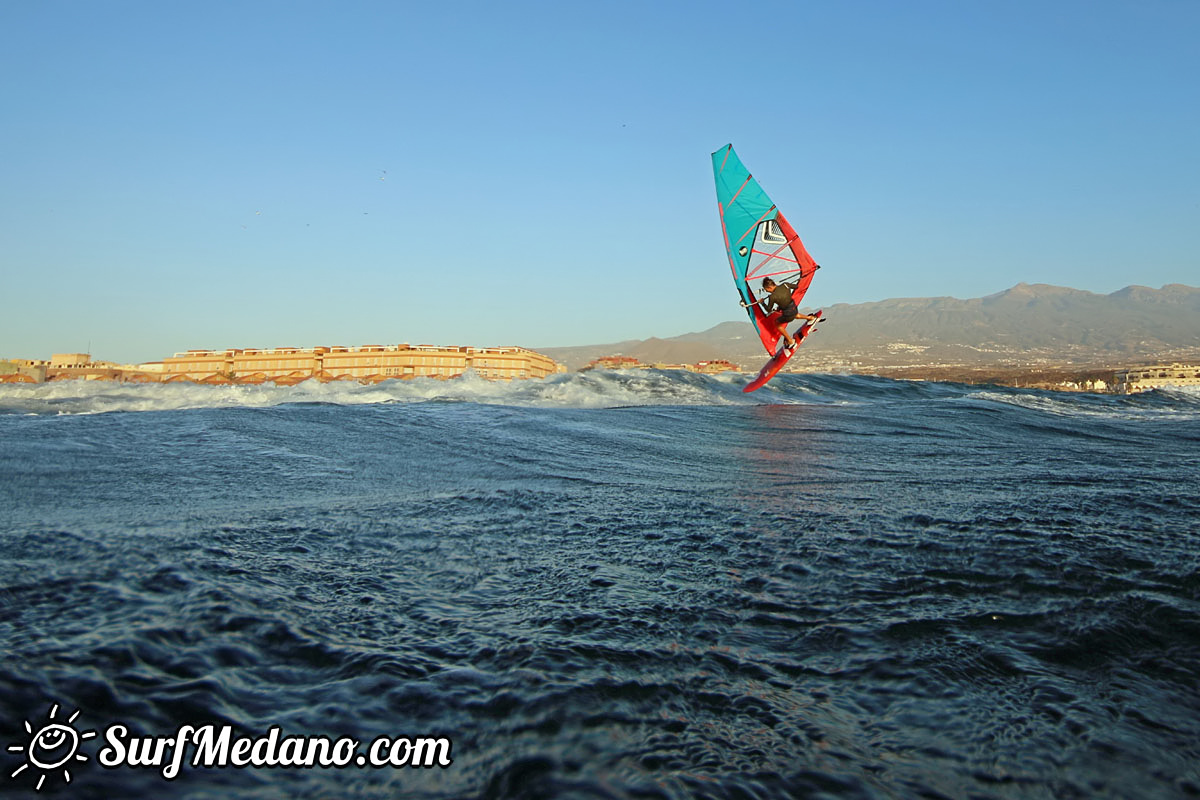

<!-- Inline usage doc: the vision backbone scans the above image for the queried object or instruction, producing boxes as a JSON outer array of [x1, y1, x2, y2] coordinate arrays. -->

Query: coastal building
[[44, 354, 128, 382], [469, 346, 558, 380], [50, 353, 94, 369], [582, 355, 740, 374], [583, 356, 642, 371], [163, 350, 239, 383], [319, 344, 467, 381], [1114, 364, 1200, 393], [161, 344, 562, 384], [232, 347, 325, 384], [694, 360, 739, 374], [1057, 379, 1109, 392], [0, 358, 49, 383]]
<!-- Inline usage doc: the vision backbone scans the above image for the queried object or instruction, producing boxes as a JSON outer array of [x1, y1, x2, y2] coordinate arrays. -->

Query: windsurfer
[[760, 278, 820, 349]]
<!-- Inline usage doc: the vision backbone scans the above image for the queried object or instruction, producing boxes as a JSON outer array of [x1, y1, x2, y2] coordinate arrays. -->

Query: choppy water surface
[[2, 372, 1198, 799]]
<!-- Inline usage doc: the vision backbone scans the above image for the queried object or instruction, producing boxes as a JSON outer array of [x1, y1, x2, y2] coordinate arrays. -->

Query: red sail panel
[[774, 211, 818, 309]]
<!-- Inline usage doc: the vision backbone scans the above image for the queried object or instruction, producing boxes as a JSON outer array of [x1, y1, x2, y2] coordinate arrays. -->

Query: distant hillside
[[538, 283, 1200, 370]]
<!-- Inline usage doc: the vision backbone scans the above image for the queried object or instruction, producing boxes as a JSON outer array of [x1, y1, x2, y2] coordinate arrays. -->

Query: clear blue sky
[[2, 0, 1197, 363]]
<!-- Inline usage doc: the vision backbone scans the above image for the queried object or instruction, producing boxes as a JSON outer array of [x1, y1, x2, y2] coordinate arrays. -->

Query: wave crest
[[2, 371, 1197, 417]]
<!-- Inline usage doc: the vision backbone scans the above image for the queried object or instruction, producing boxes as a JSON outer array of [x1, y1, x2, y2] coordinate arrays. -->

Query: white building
[[1114, 364, 1200, 393]]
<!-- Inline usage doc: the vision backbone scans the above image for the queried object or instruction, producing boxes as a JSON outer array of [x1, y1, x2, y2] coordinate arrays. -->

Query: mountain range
[[538, 283, 1200, 371]]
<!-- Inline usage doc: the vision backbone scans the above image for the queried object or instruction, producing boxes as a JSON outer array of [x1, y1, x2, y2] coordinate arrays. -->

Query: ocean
[[1, 371, 1198, 799]]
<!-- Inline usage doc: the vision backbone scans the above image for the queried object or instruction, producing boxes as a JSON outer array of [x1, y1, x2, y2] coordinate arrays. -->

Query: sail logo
[[760, 219, 786, 245]]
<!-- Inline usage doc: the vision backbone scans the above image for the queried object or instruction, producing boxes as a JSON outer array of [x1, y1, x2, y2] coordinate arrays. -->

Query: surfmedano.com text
[[98, 723, 453, 780]]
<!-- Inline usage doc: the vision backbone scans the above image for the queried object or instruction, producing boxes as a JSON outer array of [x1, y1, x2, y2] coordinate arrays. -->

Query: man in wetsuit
[[760, 277, 820, 349]]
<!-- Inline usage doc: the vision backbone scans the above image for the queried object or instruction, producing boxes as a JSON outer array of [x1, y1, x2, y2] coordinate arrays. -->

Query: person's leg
[[777, 320, 795, 348]]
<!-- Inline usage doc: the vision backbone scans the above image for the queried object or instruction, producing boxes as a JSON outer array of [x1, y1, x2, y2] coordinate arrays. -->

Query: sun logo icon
[[6, 703, 96, 791]]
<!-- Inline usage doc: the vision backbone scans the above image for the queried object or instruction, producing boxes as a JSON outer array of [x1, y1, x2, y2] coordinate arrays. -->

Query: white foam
[[0, 370, 755, 416], [969, 387, 1200, 421]]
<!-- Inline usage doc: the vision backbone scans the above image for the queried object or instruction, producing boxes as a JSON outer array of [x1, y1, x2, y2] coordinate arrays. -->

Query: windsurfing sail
[[712, 144, 819, 354]]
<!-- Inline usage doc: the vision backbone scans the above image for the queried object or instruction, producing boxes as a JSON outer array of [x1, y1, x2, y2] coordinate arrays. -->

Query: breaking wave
[[2, 370, 1198, 419]]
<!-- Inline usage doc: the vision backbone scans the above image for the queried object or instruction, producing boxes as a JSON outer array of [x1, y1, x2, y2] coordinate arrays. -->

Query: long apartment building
[[1114, 363, 1200, 394], [161, 344, 562, 384]]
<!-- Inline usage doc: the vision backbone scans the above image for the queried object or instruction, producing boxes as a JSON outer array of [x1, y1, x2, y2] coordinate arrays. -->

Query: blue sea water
[[1, 371, 1198, 799]]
